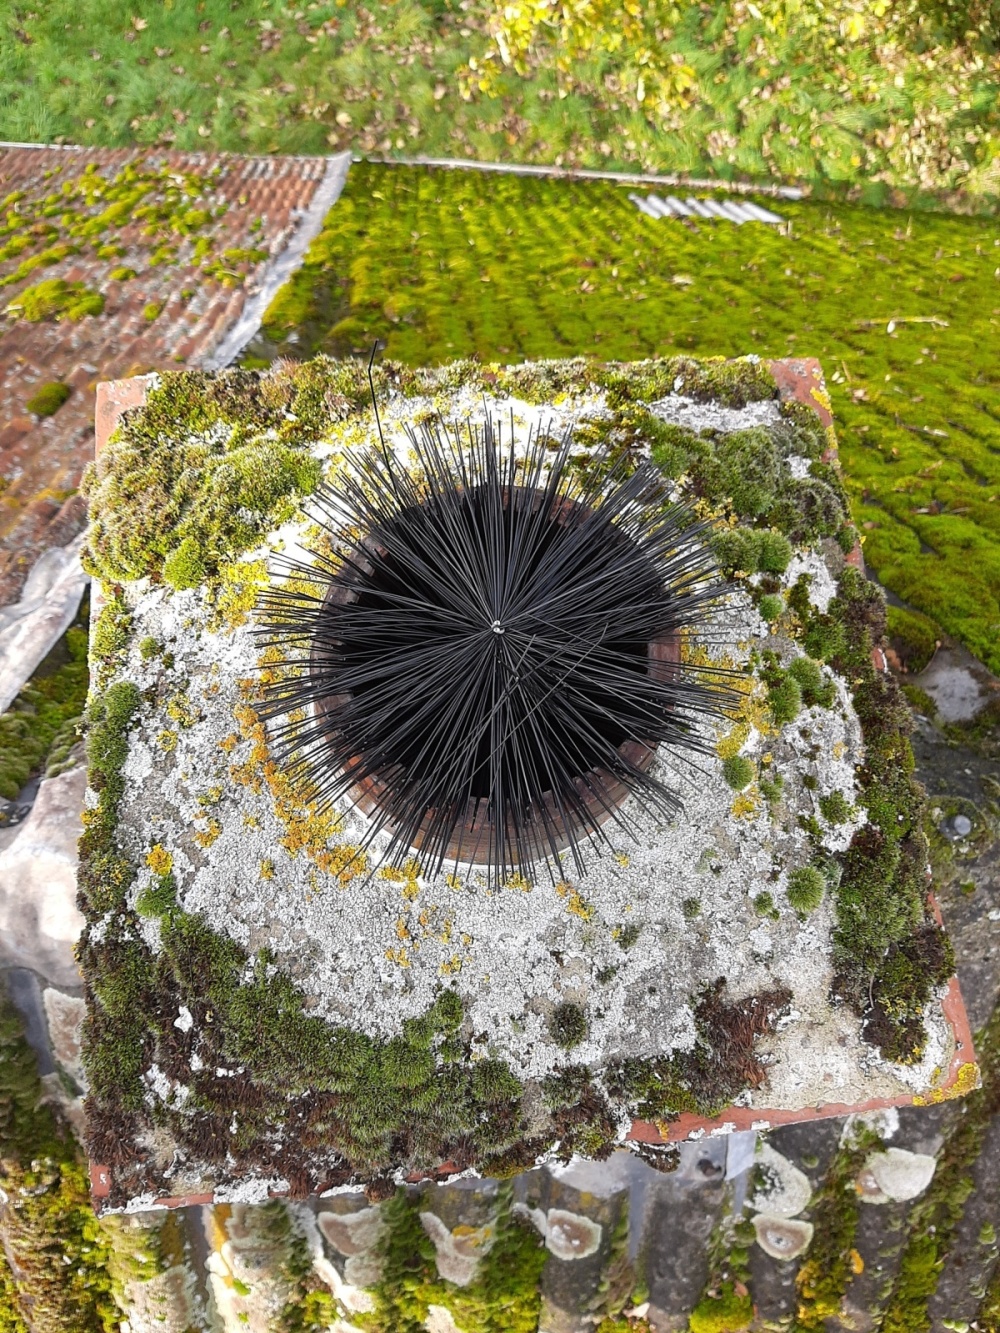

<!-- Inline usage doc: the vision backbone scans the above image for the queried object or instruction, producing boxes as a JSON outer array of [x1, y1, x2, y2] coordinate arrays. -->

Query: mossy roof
[[80, 354, 963, 1210]]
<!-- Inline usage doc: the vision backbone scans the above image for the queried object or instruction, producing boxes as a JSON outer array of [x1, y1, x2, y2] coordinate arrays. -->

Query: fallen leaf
[[198, 124, 211, 137], [131, 15, 148, 29], [672, 274, 694, 286], [335, 110, 352, 126]]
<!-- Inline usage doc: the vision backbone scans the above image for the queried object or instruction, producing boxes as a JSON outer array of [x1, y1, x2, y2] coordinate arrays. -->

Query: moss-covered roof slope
[[80, 354, 961, 1210]]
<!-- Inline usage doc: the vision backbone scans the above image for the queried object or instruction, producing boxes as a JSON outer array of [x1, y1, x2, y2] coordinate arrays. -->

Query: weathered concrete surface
[[0, 764, 86, 987]]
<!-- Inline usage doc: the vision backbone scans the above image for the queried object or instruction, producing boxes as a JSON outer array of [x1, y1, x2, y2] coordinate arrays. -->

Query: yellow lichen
[[385, 946, 410, 967], [556, 881, 595, 920], [503, 871, 532, 893], [731, 788, 761, 819], [145, 844, 173, 876], [439, 955, 463, 975], [194, 818, 222, 848], [209, 558, 269, 632], [157, 729, 178, 753], [260, 859, 275, 881], [911, 1061, 981, 1104], [166, 694, 201, 729], [218, 733, 240, 754]]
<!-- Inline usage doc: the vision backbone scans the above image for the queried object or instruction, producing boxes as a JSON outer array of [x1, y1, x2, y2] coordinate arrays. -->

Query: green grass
[[1, 1, 1000, 205], [249, 162, 1000, 672]]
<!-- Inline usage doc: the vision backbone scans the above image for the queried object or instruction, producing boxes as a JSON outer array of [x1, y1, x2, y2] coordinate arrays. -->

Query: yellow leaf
[[849, 1248, 864, 1274]]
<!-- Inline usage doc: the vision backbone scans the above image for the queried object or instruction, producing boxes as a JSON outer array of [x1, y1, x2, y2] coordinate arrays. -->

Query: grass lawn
[[249, 162, 1000, 674], [1, 1, 999, 206]]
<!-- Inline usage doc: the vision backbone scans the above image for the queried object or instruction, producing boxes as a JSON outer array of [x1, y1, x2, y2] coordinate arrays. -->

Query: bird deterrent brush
[[252, 409, 738, 885]]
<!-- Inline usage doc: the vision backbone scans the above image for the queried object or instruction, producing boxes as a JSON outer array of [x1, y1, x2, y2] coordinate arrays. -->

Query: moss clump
[[82, 365, 330, 588], [108, 265, 137, 282], [0, 609, 90, 799], [793, 1124, 884, 1328], [25, 380, 71, 416], [357, 1184, 547, 1333], [682, 896, 702, 919], [549, 1002, 588, 1049], [711, 527, 792, 578], [759, 773, 784, 806], [753, 891, 778, 918], [135, 874, 178, 919], [819, 790, 851, 824], [886, 604, 940, 674], [607, 981, 790, 1122], [787, 655, 836, 709], [142, 301, 162, 322], [758, 592, 784, 622], [0, 981, 117, 1331], [4, 277, 104, 321], [768, 675, 802, 725], [879, 1002, 1000, 1331], [786, 865, 825, 913], [137, 635, 160, 661], [162, 536, 206, 590], [689, 1283, 753, 1333], [722, 755, 754, 790]]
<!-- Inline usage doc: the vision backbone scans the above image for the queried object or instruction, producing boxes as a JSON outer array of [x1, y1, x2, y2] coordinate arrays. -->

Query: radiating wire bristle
[[253, 409, 738, 884]]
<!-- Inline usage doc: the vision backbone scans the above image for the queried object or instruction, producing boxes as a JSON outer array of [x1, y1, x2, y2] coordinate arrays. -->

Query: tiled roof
[[0, 146, 340, 606]]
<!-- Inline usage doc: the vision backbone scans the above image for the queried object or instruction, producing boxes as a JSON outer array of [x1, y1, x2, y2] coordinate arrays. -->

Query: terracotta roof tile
[[0, 145, 340, 604]]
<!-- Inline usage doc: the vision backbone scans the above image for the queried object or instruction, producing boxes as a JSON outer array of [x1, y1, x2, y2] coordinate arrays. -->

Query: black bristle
[[253, 410, 738, 883]]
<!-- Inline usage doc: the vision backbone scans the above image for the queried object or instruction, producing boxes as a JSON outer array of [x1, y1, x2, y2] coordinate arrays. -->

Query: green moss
[[880, 1002, 1000, 1332], [759, 773, 784, 806], [0, 981, 117, 1332], [616, 922, 641, 950], [142, 301, 163, 322], [769, 675, 803, 725], [135, 874, 178, 919], [786, 865, 825, 913], [758, 593, 784, 622], [549, 1002, 588, 1049], [753, 891, 778, 918], [792, 1124, 884, 1329], [0, 604, 90, 799], [162, 536, 206, 590], [108, 265, 137, 282], [138, 636, 160, 661], [25, 380, 71, 416], [355, 1184, 546, 1333], [886, 604, 941, 674], [722, 755, 755, 790], [689, 1284, 753, 1333], [82, 366, 329, 587], [682, 896, 702, 919], [818, 790, 851, 824], [787, 656, 836, 709], [4, 277, 104, 321], [902, 683, 937, 717]]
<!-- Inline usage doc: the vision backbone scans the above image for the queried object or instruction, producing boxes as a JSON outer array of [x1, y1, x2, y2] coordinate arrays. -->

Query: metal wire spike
[[253, 409, 739, 886]]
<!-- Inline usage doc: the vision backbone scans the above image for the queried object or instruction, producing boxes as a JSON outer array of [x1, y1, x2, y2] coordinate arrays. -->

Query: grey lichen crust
[[79, 355, 956, 1205]]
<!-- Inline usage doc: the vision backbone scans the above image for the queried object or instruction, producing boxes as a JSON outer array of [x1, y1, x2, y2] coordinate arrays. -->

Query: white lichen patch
[[95, 381, 936, 1110]]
